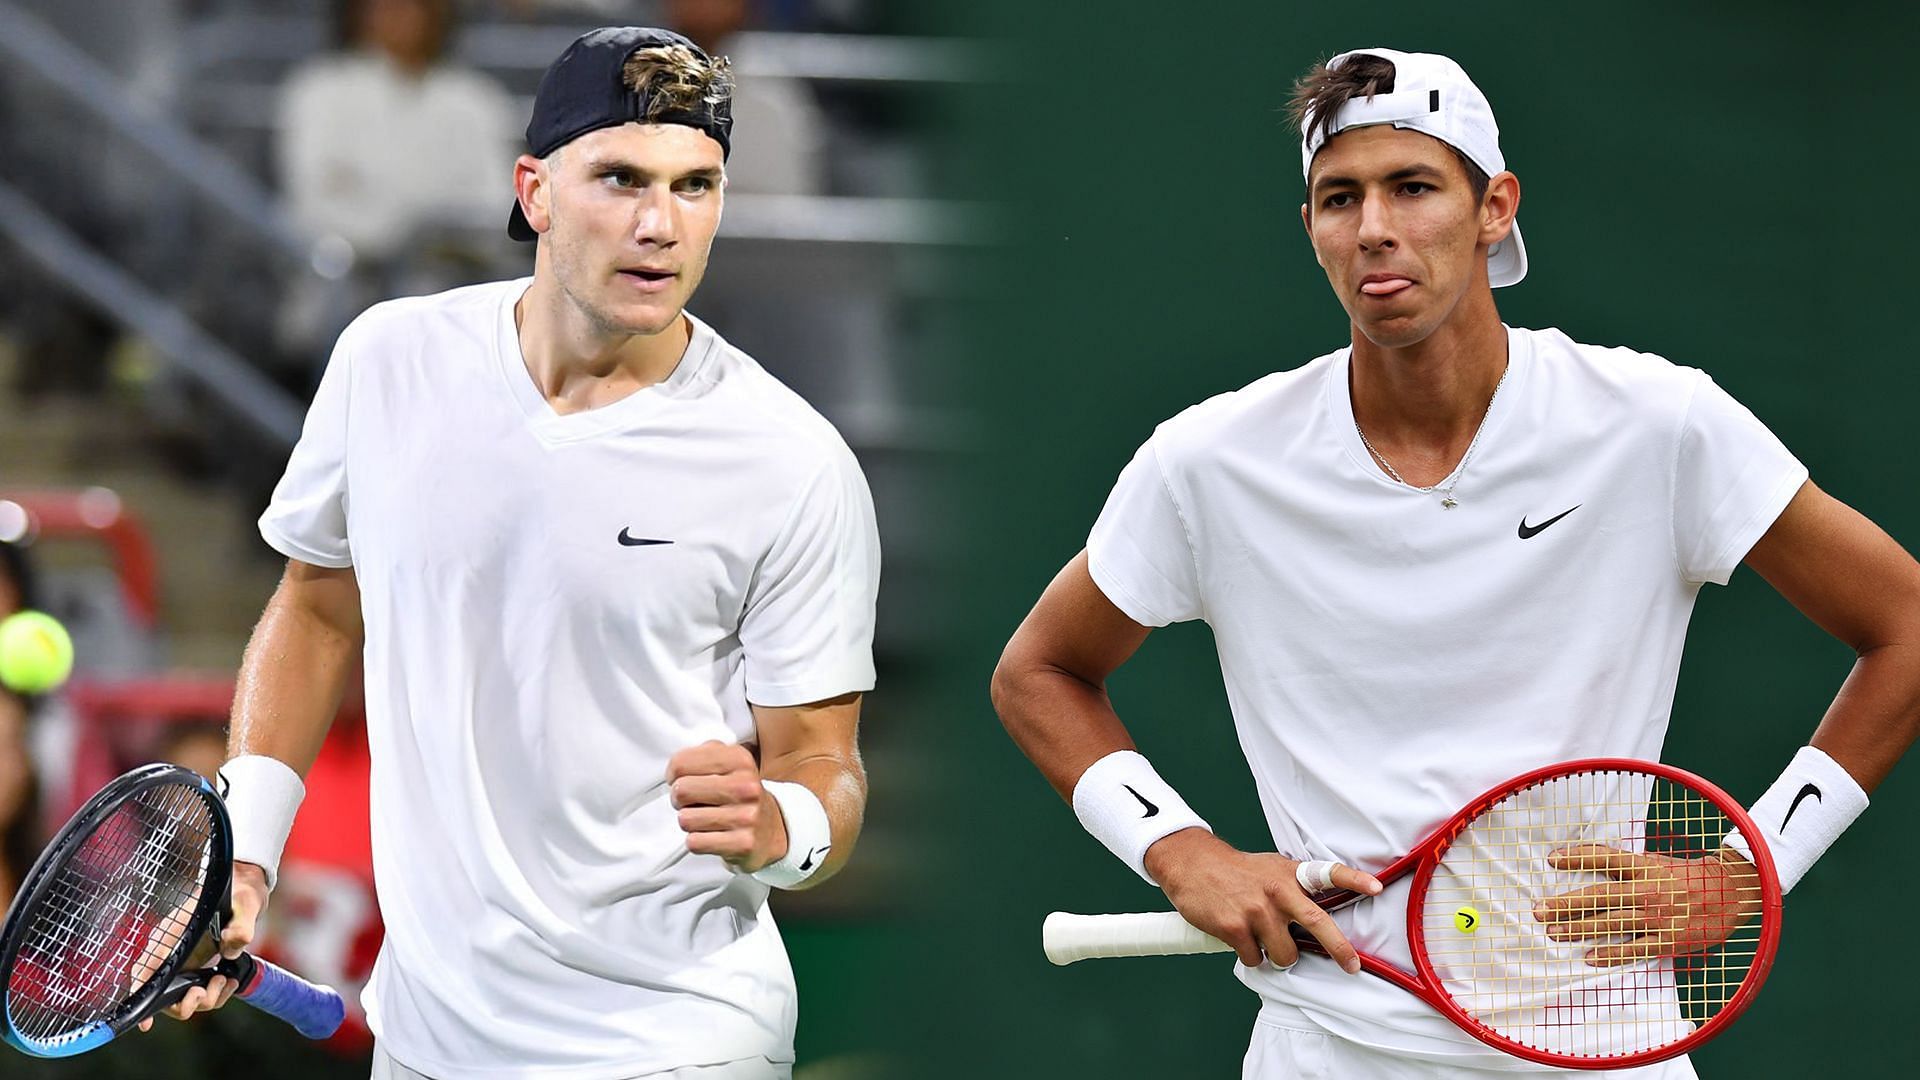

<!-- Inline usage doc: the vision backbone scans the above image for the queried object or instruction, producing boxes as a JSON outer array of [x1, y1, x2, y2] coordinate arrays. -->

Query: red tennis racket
[[1043, 759, 1781, 1069]]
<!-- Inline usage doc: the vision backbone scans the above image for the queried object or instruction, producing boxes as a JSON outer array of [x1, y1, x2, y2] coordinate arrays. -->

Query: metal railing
[[0, 0, 989, 455], [0, 180, 306, 446], [0, 1, 329, 275]]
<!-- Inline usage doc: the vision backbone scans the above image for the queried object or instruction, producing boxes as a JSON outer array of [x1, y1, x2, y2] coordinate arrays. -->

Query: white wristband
[[1071, 750, 1211, 885], [217, 754, 306, 890], [1723, 745, 1868, 894], [751, 780, 833, 890]]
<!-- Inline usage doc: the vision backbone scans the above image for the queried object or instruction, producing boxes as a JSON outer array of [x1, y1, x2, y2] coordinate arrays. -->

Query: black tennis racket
[[1, 763, 345, 1057]]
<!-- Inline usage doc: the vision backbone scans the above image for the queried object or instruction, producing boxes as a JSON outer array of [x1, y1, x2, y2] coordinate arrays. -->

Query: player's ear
[[1479, 170, 1520, 249], [514, 153, 553, 236], [1299, 203, 1323, 268]]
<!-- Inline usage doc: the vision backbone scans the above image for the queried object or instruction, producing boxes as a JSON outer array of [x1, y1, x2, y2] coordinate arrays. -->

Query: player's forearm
[[227, 578, 363, 774], [1807, 641, 1920, 792], [1742, 482, 1920, 791], [990, 660, 1136, 801], [759, 749, 865, 888], [993, 552, 1153, 800]]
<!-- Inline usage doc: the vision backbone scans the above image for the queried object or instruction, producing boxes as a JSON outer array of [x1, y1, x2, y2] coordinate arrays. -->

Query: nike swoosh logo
[[617, 528, 674, 547], [1780, 783, 1822, 833], [798, 844, 830, 871], [1123, 784, 1160, 818], [1518, 505, 1581, 539]]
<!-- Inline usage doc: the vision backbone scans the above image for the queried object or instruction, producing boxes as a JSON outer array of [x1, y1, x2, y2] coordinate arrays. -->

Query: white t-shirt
[[259, 279, 880, 1078], [1087, 325, 1805, 1068]]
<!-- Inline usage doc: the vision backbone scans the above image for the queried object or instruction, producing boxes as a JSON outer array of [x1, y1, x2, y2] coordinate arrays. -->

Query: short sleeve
[[1087, 438, 1203, 626], [259, 333, 354, 568], [1672, 374, 1808, 585], [738, 450, 880, 707]]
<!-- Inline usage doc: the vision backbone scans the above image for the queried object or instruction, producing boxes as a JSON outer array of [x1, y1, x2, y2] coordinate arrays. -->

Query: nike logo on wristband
[[1123, 784, 1160, 818], [798, 844, 830, 871], [1780, 783, 1822, 833]]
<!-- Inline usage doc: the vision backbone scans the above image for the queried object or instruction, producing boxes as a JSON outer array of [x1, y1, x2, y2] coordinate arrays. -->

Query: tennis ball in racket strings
[[0, 610, 75, 694], [1454, 906, 1481, 934]]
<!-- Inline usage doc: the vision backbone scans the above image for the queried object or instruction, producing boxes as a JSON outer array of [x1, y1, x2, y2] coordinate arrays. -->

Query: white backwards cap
[[1300, 47, 1527, 288]]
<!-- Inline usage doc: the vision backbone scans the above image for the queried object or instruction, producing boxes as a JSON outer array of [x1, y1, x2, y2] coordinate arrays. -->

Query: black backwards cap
[[507, 26, 734, 241]]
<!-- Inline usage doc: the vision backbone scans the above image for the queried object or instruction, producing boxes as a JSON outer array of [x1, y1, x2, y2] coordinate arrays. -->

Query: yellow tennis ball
[[0, 611, 75, 694], [1454, 905, 1481, 934]]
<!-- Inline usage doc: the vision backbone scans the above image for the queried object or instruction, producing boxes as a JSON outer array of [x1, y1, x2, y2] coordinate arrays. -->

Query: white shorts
[[371, 1045, 792, 1080], [1243, 1015, 1700, 1080]]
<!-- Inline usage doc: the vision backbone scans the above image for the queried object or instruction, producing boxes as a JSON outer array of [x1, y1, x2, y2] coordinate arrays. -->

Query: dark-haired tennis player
[[993, 47, 1920, 1077], [165, 28, 879, 1080]]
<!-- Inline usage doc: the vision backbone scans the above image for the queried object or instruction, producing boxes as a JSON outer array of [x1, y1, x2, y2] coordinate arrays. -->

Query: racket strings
[[5, 783, 217, 1043], [1418, 770, 1770, 1061]]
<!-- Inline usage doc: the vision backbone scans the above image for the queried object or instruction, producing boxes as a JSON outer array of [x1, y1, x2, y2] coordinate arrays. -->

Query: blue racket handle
[[230, 953, 347, 1039]]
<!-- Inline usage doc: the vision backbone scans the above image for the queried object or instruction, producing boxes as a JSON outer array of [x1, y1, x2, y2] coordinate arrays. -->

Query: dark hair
[[0, 761, 40, 903], [0, 537, 41, 896], [1289, 53, 1490, 205], [0, 538, 37, 614], [0, 538, 43, 723], [332, 0, 456, 60]]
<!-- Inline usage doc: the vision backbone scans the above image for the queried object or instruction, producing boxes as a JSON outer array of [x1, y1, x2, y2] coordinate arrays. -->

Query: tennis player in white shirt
[[155, 27, 880, 1080], [993, 48, 1920, 1078]]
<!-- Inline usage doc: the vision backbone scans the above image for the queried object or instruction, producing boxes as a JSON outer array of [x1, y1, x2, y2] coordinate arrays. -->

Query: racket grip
[[1043, 911, 1235, 965], [231, 953, 347, 1039]]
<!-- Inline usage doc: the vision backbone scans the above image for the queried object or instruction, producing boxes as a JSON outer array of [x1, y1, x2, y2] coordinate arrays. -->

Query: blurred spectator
[[667, 0, 827, 194], [157, 721, 226, 785], [0, 695, 37, 907], [276, 0, 519, 353], [1, 537, 44, 907], [0, 533, 36, 619], [0, 689, 38, 909], [280, 0, 517, 262]]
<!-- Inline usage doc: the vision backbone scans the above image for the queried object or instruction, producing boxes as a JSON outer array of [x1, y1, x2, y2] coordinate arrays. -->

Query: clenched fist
[[666, 741, 789, 872]]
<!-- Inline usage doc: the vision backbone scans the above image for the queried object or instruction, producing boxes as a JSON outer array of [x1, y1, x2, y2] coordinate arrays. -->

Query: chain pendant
[[1355, 357, 1509, 514]]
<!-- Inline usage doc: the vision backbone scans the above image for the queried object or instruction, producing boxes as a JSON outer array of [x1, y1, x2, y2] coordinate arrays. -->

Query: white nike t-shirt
[[260, 279, 880, 1078], [1086, 325, 1805, 1068]]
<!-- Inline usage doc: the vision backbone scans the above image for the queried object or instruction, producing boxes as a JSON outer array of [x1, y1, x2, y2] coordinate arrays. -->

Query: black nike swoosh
[[1518, 505, 1581, 539], [617, 528, 674, 547], [1123, 784, 1160, 818], [798, 844, 830, 871], [1780, 783, 1822, 834]]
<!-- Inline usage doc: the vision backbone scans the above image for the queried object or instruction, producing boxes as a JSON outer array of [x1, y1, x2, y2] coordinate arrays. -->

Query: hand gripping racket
[[1043, 759, 1782, 1069], [0, 763, 346, 1058]]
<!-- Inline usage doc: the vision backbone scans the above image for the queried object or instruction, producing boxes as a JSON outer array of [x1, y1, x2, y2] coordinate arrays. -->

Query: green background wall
[[914, 2, 1920, 1076]]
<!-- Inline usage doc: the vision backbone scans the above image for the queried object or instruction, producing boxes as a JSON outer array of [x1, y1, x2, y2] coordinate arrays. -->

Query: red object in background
[[0, 488, 160, 629], [5, 488, 380, 1052], [62, 677, 381, 1054], [272, 716, 380, 1052]]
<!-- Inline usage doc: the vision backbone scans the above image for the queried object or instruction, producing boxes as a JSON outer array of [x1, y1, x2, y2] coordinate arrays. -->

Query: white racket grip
[[1043, 911, 1234, 965]]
